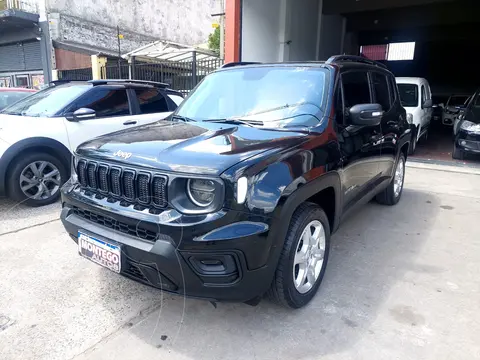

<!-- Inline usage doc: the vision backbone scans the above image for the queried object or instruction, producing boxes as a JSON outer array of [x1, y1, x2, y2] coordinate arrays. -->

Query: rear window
[[0, 91, 33, 110], [398, 84, 418, 107]]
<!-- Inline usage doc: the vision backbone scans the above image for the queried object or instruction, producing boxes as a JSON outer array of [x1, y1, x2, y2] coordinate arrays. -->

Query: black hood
[[76, 121, 309, 175]]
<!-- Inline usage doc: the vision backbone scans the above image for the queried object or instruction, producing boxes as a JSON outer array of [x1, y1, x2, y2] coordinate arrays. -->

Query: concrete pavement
[[0, 166, 479, 360]]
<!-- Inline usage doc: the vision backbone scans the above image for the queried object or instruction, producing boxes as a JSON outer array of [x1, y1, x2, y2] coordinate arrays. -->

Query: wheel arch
[[0, 137, 71, 196]]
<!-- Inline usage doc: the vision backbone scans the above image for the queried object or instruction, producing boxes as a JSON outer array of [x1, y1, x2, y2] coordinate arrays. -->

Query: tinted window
[[388, 76, 397, 105], [398, 84, 418, 107], [448, 96, 469, 106], [342, 71, 371, 108], [372, 72, 391, 111], [135, 88, 169, 114], [334, 83, 344, 125], [72, 89, 130, 117], [2, 84, 90, 117]]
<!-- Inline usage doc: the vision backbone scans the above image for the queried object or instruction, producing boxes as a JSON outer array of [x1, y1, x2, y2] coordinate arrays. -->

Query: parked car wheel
[[7, 152, 68, 207], [408, 127, 417, 155], [376, 153, 406, 206], [267, 203, 331, 308], [452, 145, 464, 161]]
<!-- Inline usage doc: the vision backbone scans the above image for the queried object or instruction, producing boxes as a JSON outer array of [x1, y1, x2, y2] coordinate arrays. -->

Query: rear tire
[[267, 203, 331, 309], [7, 152, 67, 207], [452, 146, 464, 160], [376, 153, 405, 206]]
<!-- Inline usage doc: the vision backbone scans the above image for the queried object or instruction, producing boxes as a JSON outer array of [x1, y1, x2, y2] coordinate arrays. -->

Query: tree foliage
[[208, 27, 220, 54]]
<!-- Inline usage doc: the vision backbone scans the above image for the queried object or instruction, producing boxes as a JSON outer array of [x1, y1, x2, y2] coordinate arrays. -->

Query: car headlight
[[187, 179, 216, 207], [406, 113, 413, 124], [169, 177, 224, 214], [460, 120, 480, 133]]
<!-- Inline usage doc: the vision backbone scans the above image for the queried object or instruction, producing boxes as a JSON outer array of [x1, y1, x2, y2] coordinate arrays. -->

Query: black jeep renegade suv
[[60, 55, 410, 308]]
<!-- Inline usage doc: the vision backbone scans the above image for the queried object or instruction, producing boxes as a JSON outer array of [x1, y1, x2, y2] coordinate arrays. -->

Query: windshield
[[398, 84, 419, 107], [0, 91, 34, 110], [448, 95, 469, 107], [176, 66, 328, 128], [1, 84, 91, 117]]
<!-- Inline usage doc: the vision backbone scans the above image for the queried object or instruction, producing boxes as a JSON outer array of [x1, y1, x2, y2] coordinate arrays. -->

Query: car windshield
[[1, 84, 91, 117], [176, 66, 328, 128], [0, 91, 34, 110], [448, 95, 469, 107], [398, 84, 419, 107]]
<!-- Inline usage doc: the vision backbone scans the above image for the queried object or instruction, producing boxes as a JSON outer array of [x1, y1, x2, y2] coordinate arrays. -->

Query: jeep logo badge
[[113, 150, 132, 160]]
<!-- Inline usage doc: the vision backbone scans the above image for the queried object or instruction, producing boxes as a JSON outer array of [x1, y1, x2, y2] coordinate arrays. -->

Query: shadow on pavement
[[99, 188, 440, 359]]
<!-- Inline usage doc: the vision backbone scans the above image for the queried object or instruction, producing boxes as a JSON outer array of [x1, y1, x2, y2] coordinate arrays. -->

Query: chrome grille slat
[[76, 159, 167, 208]]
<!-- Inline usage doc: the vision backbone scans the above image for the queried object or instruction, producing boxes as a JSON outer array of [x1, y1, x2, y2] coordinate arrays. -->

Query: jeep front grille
[[77, 159, 168, 208]]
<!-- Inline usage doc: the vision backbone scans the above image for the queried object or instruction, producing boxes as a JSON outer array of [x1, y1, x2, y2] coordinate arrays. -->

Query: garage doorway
[[237, 0, 480, 166]]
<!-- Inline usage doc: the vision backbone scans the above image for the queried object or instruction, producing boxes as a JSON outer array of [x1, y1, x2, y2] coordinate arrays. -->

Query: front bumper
[[60, 189, 278, 302], [456, 132, 480, 154]]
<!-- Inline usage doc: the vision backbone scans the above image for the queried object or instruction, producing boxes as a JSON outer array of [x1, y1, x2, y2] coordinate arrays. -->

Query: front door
[[336, 71, 383, 210], [63, 87, 138, 151]]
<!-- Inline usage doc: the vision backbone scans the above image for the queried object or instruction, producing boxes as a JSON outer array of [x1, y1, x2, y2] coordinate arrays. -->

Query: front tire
[[268, 203, 331, 309], [376, 153, 406, 206], [7, 152, 67, 207]]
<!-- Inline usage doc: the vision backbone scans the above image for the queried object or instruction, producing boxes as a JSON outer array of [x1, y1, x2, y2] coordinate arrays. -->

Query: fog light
[[461, 141, 467, 146]]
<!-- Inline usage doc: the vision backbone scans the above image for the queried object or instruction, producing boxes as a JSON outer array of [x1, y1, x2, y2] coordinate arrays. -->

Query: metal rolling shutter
[[23, 41, 42, 70], [0, 41, 41, 72]]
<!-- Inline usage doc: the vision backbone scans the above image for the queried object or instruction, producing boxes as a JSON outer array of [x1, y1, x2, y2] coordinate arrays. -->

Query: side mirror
[[349, 103, 383, 126], [422, 99, 433, 109], [71, 108, 96, 121]]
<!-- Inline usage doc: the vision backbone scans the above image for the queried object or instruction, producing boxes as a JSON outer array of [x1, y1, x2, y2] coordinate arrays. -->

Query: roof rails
[[88, 79, 170, 88], [326, 55, 387, 69], [221, 62, 262, 69]]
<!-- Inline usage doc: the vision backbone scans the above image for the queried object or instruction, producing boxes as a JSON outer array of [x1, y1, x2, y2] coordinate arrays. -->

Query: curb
[[407, 158, 480, 175]]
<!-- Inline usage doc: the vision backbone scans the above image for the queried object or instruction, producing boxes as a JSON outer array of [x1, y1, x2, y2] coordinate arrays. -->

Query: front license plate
[[78, 232, 121, 273]]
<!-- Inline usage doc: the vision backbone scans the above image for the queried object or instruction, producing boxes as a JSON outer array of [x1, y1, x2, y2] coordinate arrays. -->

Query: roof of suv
[[219, 55, 390, 73], [50, 79, 182, 95]]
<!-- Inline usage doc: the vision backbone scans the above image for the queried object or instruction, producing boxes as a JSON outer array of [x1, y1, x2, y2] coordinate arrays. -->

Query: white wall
[[242, 0, 343, 62], [241, 0, 283, 62], [288, 0, 320, 61]]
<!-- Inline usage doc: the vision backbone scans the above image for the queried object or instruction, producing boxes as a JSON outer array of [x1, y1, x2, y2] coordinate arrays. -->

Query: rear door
[[336, 70, 383, 209], [63, 87, 137, 150]]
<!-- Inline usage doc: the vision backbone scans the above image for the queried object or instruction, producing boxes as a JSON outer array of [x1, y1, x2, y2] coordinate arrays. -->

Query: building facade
[[0, 0, 218, 87]]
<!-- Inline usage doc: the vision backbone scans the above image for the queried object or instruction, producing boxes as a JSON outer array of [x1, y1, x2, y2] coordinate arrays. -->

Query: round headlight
[[187, 179, 216, 207]]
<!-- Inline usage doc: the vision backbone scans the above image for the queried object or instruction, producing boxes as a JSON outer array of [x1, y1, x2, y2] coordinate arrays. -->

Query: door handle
[[123, 120, 137, 125]]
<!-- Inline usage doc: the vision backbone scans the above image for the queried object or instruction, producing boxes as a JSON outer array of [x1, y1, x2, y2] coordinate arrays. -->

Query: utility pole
[[117, 25, 122, 78]]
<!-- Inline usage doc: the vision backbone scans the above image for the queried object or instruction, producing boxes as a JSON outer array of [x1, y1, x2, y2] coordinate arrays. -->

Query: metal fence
[[1, 0, 38, 12], [58, 68, 93, 81], [102, 58, 223, 95]]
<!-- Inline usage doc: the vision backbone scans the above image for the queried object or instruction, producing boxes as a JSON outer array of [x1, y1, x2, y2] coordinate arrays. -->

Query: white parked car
[[396, 77, 433, 154], [443, 94, 471, 126], [0, 79, 183, 206]]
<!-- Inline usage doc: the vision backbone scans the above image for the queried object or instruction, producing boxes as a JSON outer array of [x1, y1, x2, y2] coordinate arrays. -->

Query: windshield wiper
[[202, 118, 262, 127], [172, 114, 196, 122]]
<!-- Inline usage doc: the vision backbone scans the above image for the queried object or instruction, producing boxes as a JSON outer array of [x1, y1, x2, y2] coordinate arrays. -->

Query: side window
[[334, 81, 344, 125], [421, 86, 426, 106], [72, 89, 130, 117], [372, 72, 391, 111], [341, 71, 371, 108], [135, 88, 169, 114], [388, 75, 397, 105]]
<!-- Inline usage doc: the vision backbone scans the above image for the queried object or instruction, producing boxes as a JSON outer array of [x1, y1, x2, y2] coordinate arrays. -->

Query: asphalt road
[[1, 165, 479, 360]]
